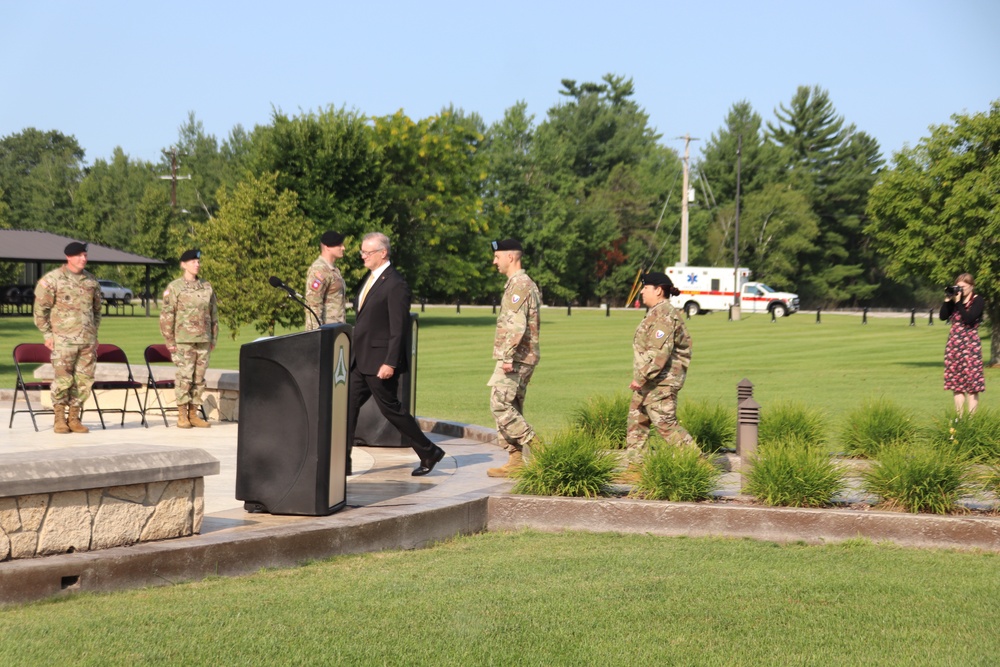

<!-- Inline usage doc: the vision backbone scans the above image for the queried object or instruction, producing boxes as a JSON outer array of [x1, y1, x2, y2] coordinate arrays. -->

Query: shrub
[[862, 443, 972, 514], [744, 436, 845, 507], [679, 401, 735, 454], [758, 401, 828, 449], [571, 393, 631, 449], [632, 439, 722, 502], [926, 409, 1000, 463], [839, 397, 917, 458], [512, 430, 618, 497]]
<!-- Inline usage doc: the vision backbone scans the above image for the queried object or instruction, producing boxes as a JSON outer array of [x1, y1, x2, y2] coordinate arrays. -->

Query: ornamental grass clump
[[839, 397, 917, 458], [679, 401, 735, 454], [570, 393, 630, 449], [744, 436, 846, 507], [632, 439, 721, 502], [927, 408, 1000, 463], [862, 442, 973, 514], [757, 401, 828, 449], [511, 430, 618, 497]]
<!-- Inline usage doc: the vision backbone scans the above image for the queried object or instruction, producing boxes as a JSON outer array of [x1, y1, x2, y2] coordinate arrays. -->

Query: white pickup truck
[[665, 265, 800, 318]]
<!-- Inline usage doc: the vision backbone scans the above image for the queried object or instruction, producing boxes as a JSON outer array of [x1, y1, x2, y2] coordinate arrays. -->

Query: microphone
[[268, 275, 304, 300]]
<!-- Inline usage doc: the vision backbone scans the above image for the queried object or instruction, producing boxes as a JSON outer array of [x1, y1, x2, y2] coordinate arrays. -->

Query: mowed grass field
[[2, 305, 995, 436]]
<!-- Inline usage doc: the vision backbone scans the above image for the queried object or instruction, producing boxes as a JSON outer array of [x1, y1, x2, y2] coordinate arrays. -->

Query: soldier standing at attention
[[33, 241, 102, 434], [160, 249, 218, 429], [304, 231, 347, 329], [487, 238, 541, 478], [627, 272, 694, 459]]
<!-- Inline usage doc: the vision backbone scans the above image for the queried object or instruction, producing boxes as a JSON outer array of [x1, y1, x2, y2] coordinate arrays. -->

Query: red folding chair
[[87, 344, 147, 428], [9, 343, 53, 431]]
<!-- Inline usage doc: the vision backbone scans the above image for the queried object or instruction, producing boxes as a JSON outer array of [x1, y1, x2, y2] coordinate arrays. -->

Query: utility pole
[[159, 146, 192, 208], [732, 133, 743, 321], [677, 134, 698, 266]]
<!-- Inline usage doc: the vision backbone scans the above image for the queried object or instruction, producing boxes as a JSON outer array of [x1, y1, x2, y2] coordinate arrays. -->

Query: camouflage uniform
[[33, 267, 102, 408], [304, 256, 346, 330], [159, 277, 218, 407], [627, 300, 693, 453], [488, 269, 541, 451]]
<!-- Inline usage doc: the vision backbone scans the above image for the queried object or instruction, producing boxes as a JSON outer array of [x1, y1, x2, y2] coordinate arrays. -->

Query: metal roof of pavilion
[[0, 230, 166, 265]]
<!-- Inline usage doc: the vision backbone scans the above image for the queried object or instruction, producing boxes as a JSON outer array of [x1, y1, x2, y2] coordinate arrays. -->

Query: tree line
[[1, 76, 997, 358]]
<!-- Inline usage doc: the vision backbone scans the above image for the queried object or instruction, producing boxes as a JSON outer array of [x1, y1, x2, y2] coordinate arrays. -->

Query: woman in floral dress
[[940, 273, 986, 415]]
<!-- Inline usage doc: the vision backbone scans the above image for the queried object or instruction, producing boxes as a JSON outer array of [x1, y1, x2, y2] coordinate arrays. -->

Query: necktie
[[358, 274, 374, 309]]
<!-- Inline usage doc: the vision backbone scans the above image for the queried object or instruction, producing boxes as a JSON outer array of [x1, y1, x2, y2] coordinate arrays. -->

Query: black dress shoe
[[412, 447, 445, 476]]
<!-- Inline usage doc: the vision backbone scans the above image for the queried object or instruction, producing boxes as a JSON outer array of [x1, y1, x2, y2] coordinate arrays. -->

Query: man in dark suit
[[346, 232, 446, 476]]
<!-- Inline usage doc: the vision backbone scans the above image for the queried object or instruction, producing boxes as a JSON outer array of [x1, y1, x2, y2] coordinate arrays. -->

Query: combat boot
[[53, 405, 70, 434], [67, 406, 89, 433], [188, 404, 210, 428], [487, 449, 524, 478], [177, 404, 192, 429]]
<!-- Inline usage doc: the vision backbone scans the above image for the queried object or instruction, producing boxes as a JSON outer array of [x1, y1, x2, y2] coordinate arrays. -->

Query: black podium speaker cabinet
[[354, 313, 419, 448], [236, 324, 351, 515]]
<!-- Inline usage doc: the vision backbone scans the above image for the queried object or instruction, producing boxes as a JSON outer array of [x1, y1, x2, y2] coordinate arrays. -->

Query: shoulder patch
[[310, 278, 322, 291], [655, 330, 665, 339], [163, 289, 170, 298]]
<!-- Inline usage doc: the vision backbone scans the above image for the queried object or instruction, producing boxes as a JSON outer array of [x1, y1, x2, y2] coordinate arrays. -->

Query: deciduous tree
[[867, 100, 1000, 364], [198, 172, 316, 335]]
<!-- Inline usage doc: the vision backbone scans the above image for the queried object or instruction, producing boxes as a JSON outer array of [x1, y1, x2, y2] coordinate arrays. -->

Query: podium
[[354, 313, 419, 447], [236, 324, 351, 515]]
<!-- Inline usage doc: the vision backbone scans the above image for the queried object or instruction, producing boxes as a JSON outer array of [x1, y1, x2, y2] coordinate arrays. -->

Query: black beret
[[64, 241, 88, 256], [642, 272, 674, 289], [321, 231, 345, 247], [180, 249, 201, 263], [491, 238, 522, 252]]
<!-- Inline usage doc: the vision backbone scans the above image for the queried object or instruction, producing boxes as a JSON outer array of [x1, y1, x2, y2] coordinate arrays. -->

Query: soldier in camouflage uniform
[[33, 241, 102, 434], [486, 238, 541, 478], [159, 249, 218, 429], [627, 272, 694, 459], [304, 230, 347, 330]]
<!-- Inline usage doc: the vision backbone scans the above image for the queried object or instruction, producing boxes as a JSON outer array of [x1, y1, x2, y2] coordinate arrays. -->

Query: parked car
[[98, 280, 133, 303]]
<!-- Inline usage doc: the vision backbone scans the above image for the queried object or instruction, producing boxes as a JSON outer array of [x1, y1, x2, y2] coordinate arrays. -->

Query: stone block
[[37, 491, 92, 556], [17, 494, 48, 531], [92, 494, 155, 550], [9, 531, 37, 559], [141, 479, 194, 541], [0, 496, 20, 533]]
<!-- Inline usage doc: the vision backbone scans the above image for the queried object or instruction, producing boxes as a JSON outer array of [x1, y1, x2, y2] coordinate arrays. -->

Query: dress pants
[[346, 365, 439, 463]]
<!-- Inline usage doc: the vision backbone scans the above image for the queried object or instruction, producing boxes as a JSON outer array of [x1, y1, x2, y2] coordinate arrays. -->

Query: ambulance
[[664, 265, 800, 318]]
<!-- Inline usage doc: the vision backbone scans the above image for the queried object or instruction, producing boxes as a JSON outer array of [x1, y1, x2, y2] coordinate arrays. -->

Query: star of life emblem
[[686, 273, 698, 285]]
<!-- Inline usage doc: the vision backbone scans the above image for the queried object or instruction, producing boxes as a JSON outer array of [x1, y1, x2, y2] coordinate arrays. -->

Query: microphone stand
[[271, 279, 322, 327]]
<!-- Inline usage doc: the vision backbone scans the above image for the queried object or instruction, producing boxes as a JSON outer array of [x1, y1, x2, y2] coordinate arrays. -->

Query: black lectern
[[236, 324, 351, 515], [354, 313, 419, 447]]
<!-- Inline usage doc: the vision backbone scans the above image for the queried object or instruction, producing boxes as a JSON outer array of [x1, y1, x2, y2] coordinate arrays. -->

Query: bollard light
[[816, 307, 821, 324], [737, 397, 760, 490], [606, 303, 610, 318], [910, 308, 916, 326], [456, 299, 461, 314], [929, 309, 934, 326], [862, 307, 868, 325]]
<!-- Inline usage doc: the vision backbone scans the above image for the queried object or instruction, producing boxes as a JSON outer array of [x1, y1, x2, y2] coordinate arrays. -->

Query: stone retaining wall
[[0, 444, 219, 561]]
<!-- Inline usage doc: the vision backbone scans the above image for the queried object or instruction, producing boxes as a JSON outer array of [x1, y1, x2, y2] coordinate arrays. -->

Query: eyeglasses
[[360, 248, 384, 258]]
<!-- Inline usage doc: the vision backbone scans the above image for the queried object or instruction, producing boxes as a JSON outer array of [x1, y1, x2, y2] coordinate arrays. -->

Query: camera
[[944, 285, 961, 297]]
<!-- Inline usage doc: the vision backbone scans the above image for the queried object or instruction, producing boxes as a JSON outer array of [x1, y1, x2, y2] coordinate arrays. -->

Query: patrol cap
[[180, 249, 201, 263], [321, 231, 345, 247], [64, 241, 88, 256], [492, 238, 522, 252], [641, 272, 674, 289]]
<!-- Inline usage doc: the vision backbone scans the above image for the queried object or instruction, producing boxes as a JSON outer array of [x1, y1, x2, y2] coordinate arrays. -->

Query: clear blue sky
[[2, 0, 997, 166]]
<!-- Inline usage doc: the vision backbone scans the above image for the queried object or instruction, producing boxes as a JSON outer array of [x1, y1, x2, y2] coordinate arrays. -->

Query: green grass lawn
[[2, 306, 995, 436], [2, 531, 999, 665]]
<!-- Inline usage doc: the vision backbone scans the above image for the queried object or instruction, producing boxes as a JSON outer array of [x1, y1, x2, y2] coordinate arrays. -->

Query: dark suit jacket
[[352, 264, 411, 375]]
